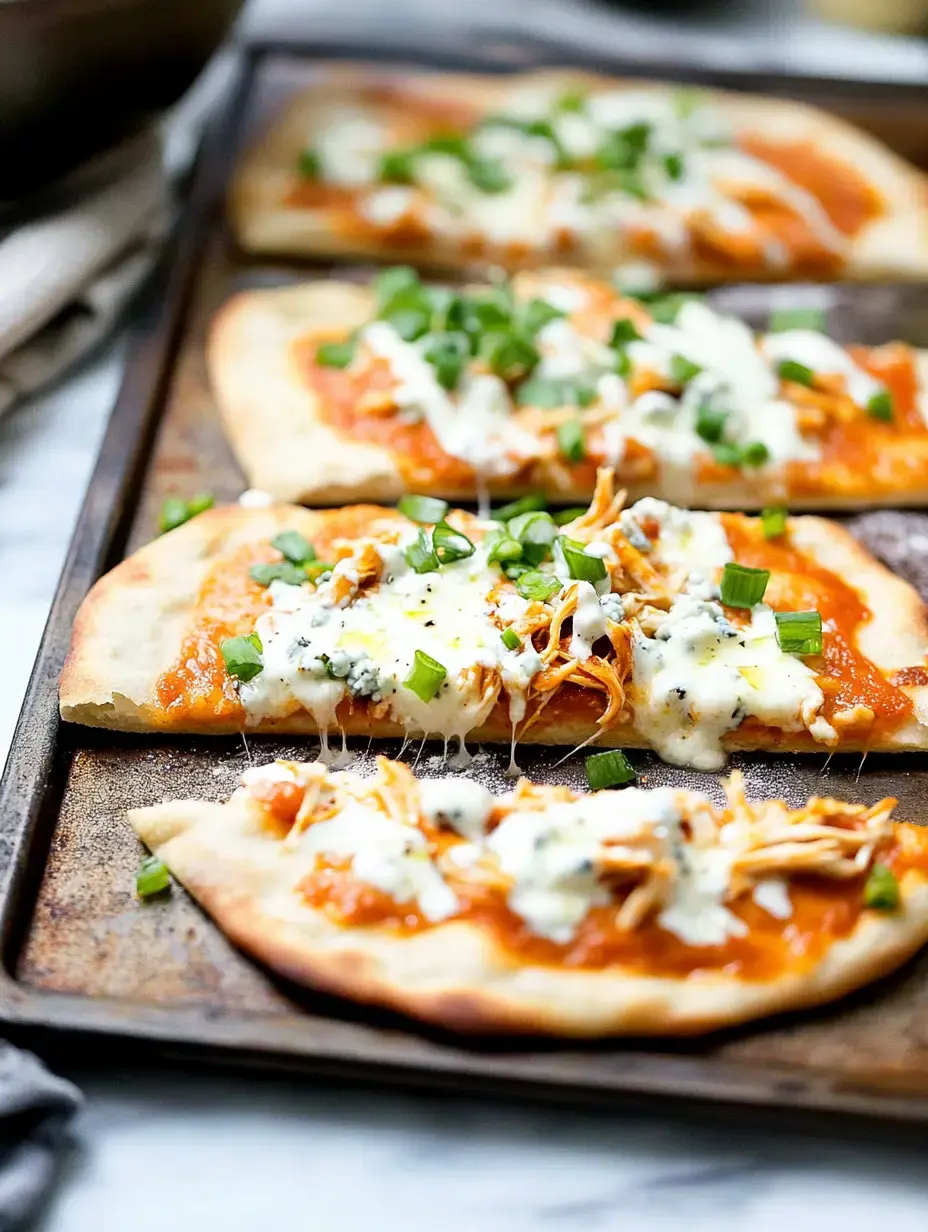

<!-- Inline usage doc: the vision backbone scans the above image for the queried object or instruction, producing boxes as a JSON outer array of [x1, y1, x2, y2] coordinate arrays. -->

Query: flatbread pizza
[[60, 471, 928, 770], [209, 266, 928, 508], [231, 67, 928, 282], [129, 757, 928, 1036]]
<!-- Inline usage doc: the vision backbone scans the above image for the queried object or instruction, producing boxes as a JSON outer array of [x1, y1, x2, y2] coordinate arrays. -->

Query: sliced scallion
[[741, 440, 770, 468], [136, 855, 171, 898], [433, 522, 475, 563], [221, 633, 263, 682], [521, 298, 564, 337], [404, 649, 447, 702], [378, 149, 417, 183], [585, 749, 637, 790], [271, 530, 316, 564], [663, 152, 684, 180], [509, 510, 557, 548], [768, 307, 826, 333], [304, 561, 334, 583], [423, 333, 469, 391], [711, 442, 742, 468], [559, 537, 607, 582], [515, 571, 562, 602], [695, 402, 727, 444], [159, 493, 214, 535], [404, 530, 440, 574], [610, 318, 642, 347], [501, 627, 521, 651], [557, 418, 586, 464], [863, 862, 900, 911], [553, 506, 588, 526], [374, 265, 419, 307], [480, 331, 539, 382], [778, 359, 815, 388], [761, 505, 788, 539], [670, 354, 701, 384], [775, 610, 823, 655], [486, 531, 523, 563], [316, 339, 356, 369], [397, 494, 449, 525], [719, 562, 770, 608], [297, 149, 321, 178], [867, 389, 894, 422], [249, 561, 307, 587], [468, 159, 511, 193], [492, 494, 547, 522]]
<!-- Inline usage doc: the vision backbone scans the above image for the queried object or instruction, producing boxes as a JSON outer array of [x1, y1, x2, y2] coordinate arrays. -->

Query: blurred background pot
[[0, 0, 243, 199]]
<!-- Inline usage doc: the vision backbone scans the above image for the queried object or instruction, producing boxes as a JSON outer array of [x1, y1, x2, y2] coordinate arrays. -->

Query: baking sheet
[[5, 42, 928, 1123]]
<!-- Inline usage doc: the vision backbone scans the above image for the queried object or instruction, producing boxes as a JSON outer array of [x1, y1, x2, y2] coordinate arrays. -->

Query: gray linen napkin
[[0, 1043, 81, 1231]]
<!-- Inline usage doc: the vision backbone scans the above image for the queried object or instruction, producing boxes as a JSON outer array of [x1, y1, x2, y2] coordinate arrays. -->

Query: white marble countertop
[[5, 2, 928, 1226]]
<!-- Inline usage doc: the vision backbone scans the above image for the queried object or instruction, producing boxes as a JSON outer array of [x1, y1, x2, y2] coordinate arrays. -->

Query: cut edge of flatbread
[[127, 775, 928, 1037], [230, 66, 928, 281], [58, 501, 928, 750]]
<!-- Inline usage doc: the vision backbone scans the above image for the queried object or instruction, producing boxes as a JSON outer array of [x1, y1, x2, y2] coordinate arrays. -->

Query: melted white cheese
[[239, 535, 547, 750], [632, 597, 826, 771], [361, 322, 536, 478], [418, 778, 494, 841], [297, 796, 458, 922], [761, 329, 883, 409], [752, 876, 793, 920], [317, 111, 388, 186]]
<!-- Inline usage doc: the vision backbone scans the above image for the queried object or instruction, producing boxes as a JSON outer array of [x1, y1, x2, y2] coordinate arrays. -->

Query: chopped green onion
[[556, 91, 586, 113], [577, 385, 596, 408], [397, 494, 449, 524], [404, 530, 440, 574], [612, 348, 632, 378], [458, 289, 512, 340], [585, 749, 637, 790], [492, 494, 547, 522], [517, 377, 583, 409], [557, 419, 586, 464], [159, 493, 214, 534], [501, 627, 521, 651], [271, 530, 316, 564], [136, 855, 171, 898], [596, 123, 651, 172], [867, 389, 894, 422], [297, 149, 321, 178], [521, 298, 564, 336], [720, 562, 770, 608], [423, 133, 471, 159], [863, 862, 900, 911], [485, 531, 523, 563], [509, 510, 557, 548], [761, 505, 788, 539], [670, 354, 701, 384], [673, 88, 702, 119], [374, 266, 419, 306], [559, 537, 607, 582], [775, 610, 823, 655], [480, 331, 539, 382], [423, 333, 469, 390], [221, 633, 263, 682], [515, 571, 562, 602], [378, 149, 417, 183], [711, 442, 742, 468], [404, 649, 447, 702], [778, 359, 815, 388], [663, 152, 685, 180], [433, 522, 475, 563], [695, 401, 727, 444], [316, 339, 355, 369], [610, 317, 642, 347], [741, 440, 770, 468], [768, 307, 826, 333], [304, 561, 334, 583], [468, 159, 511, 193], [647, 293, 698, 325], [249, 561, 307, 587], [503, 561, 531, 580], [553, 506, 588, 526]]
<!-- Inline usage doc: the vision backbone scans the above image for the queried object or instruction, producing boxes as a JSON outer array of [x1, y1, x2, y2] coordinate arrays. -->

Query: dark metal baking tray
[[5, 40, 928, 1125]]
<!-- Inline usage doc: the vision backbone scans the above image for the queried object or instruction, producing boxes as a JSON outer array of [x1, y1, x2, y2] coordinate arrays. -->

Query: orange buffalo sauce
[[154, 544, 276, 726], [298, 823, 928, 980], [738, 135, 883, 238], [721, 515, 914, 732]]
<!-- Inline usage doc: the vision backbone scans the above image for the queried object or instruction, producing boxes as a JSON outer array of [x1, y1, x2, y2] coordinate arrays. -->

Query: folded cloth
[[0, 129, 170, 418], [0, 1042, 81, 1231]]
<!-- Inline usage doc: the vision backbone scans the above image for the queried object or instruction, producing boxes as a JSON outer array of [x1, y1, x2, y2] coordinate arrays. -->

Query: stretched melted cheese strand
[[236, 495, 835, 771], [238, 760, 895, 948]]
